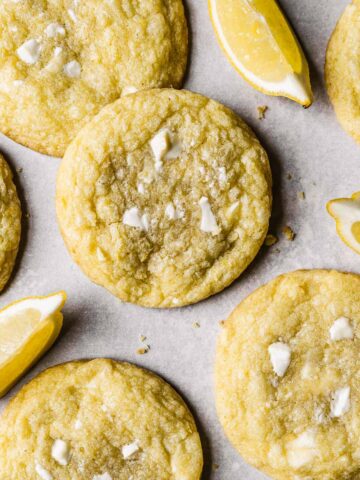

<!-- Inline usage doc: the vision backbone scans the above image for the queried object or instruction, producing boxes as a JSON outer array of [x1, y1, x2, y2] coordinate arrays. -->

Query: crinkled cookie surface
[[0, 153, 21, 291], [56, 89, 272, 308], [0, 0, 188, 156], [216, 269, 360, 480], [0, 359, 203, 480], [326, 0, 360, 143]]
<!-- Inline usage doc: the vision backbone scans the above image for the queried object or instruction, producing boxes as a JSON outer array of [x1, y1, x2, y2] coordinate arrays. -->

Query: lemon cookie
[[56, 89, 272, 308], [0, 0, 188, 157], [0, 153, 21, 291], [326, 0, 360, 143], [216, 269, 360, 480], [0, 359, 203, 480]]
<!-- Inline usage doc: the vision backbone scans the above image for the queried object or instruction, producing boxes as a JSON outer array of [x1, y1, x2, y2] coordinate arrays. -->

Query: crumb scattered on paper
[[257, 105, 268, 120], [136, 346, 149, 355], [283, 226, 296, 241], [298, 191, 305, 200], [265, 234, 278, 246], [219, 320, 226, 328], [192, 322, 200, 329]]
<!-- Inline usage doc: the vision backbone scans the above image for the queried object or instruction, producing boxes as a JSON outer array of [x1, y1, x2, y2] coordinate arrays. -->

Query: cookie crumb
[[264, 234, 278, 246], [192, 322, 200, 329], [298, 191, 305, 200], [219, 320, 226, 328], [283, 226, 296, 241], [257, 105, 268, 120], [136, 347, 149, 355], [287, 173, 293, 180], [212, 463, 220, 471], [17, 167, 23, 174], [139, 335, 147, 342]]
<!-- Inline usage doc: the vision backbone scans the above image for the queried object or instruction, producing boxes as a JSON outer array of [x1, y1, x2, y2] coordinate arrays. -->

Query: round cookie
[[215, 270, 360, 480], [326, 0, 360, 143], [0, 0, 188, 157], [56, 89, 272, 308], [0, 359, 203, 480], [0, 153, 21, 291]]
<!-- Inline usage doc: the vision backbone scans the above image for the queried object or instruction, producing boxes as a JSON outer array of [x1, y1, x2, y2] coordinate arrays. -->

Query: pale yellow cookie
[[0, 359, 203, 480], [216, 269, 360, 480], [0, 153, 21, 291], [326, 0, 360, 143], [56, 89, 272, 308], [0, 0, 188, 156]]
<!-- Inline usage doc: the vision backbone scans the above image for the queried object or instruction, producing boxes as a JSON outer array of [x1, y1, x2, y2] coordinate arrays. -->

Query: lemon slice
[[209, 0, 313, 106], [0, 291, 66, 397], [327, 192, 360, 255]]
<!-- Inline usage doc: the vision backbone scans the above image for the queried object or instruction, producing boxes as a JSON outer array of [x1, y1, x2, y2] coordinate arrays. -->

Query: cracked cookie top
[[0, 359, 203, 479], [56, 89, 272, 308], [0, 0, 188, 156]]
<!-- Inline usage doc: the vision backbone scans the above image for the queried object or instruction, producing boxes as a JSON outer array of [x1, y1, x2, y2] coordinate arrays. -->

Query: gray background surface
[[0, 1, 358, 478]]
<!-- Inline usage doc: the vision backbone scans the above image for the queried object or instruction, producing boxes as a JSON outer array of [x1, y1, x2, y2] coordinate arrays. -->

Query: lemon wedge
[[208, 0, 313, 106], [327, 192, 360, 255], [0, 291, 66, 397]]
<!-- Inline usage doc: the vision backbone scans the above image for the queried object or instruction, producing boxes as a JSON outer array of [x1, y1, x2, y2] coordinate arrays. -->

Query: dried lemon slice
[[208, 0, 313, 106], [0, 291, 66, 397], [327, 192, 360, 255]]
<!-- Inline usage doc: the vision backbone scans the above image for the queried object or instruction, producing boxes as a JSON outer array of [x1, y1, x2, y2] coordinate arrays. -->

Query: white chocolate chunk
[[199, 197, 220, 234], [63, 60, 81, 78], [35, 463, 53, 480], [330, 317, 354, 341], [17, 39, 41, 65], [45, 47, 64, 73], [93, 474, 112, 480], [68, 8, 78, 22], [150, 130, 171, 172], [165, 202, 181, 220], [51, 439, 70, 466], [137, 183, 145, 194], [122, 86, 138, 96], [287, 430, 318, 469], [331, 386, 350, 418], [45, 23, 65, 37], [122, 440, 140, 459], [268, 342, 291, 377], [74, 419, 82, 430], [123, 208, 148, 231]]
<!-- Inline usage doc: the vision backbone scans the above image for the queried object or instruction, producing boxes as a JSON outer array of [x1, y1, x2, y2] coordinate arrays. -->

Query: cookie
[[326, 0, 360, 143], [0, 153, 21, 291], [0, 359, 203, 480], [215, 270, 360, 480], [56, 89, 272, 308], [0, 0, 188, 157]]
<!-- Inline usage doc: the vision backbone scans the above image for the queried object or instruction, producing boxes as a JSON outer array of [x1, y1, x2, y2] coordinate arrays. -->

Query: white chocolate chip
[[165, 202, 181, 221], [35, 463, 53, 480], [137, 183, 145, 194], [74, 419, 82, 430], [268, 342, 291, 377], [150, 130, 171, 172], [17, 39, 41, 65], [330, 386, 350, 418], [93, 474, 112, 480], [122, 440, 140, 459], [51, 439, 70, 466], [45, 23, 66, 37], [226, 201, 240, 219], [68, 8, 78, 22], [287, 430, 318, 469], [330, 317, 354, 341], [63, 60, 81, 78], [122, 86, 138, 96], [123, 207, 149, 231], [45, 47, 64, 73], [199, 197, 220, 234]]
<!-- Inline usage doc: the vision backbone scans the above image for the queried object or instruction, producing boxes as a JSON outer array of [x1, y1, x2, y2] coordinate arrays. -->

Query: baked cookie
[[326, 0, 360, 143], [0, 359, 203, 480], [56, 89, 272, 308], [216, 269, 360, 480], [0, 0, 188, 157], [0, 153, 21, 291]]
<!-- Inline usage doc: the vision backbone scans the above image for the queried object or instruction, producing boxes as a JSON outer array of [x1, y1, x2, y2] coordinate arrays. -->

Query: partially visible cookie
[[0, 0, 188, 156], [326, 0, 360, 143], [216, 270, 360, 480], [0, 153, 21, 291], [0, 359, 203, 480], [56, 88, 272, 308]]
